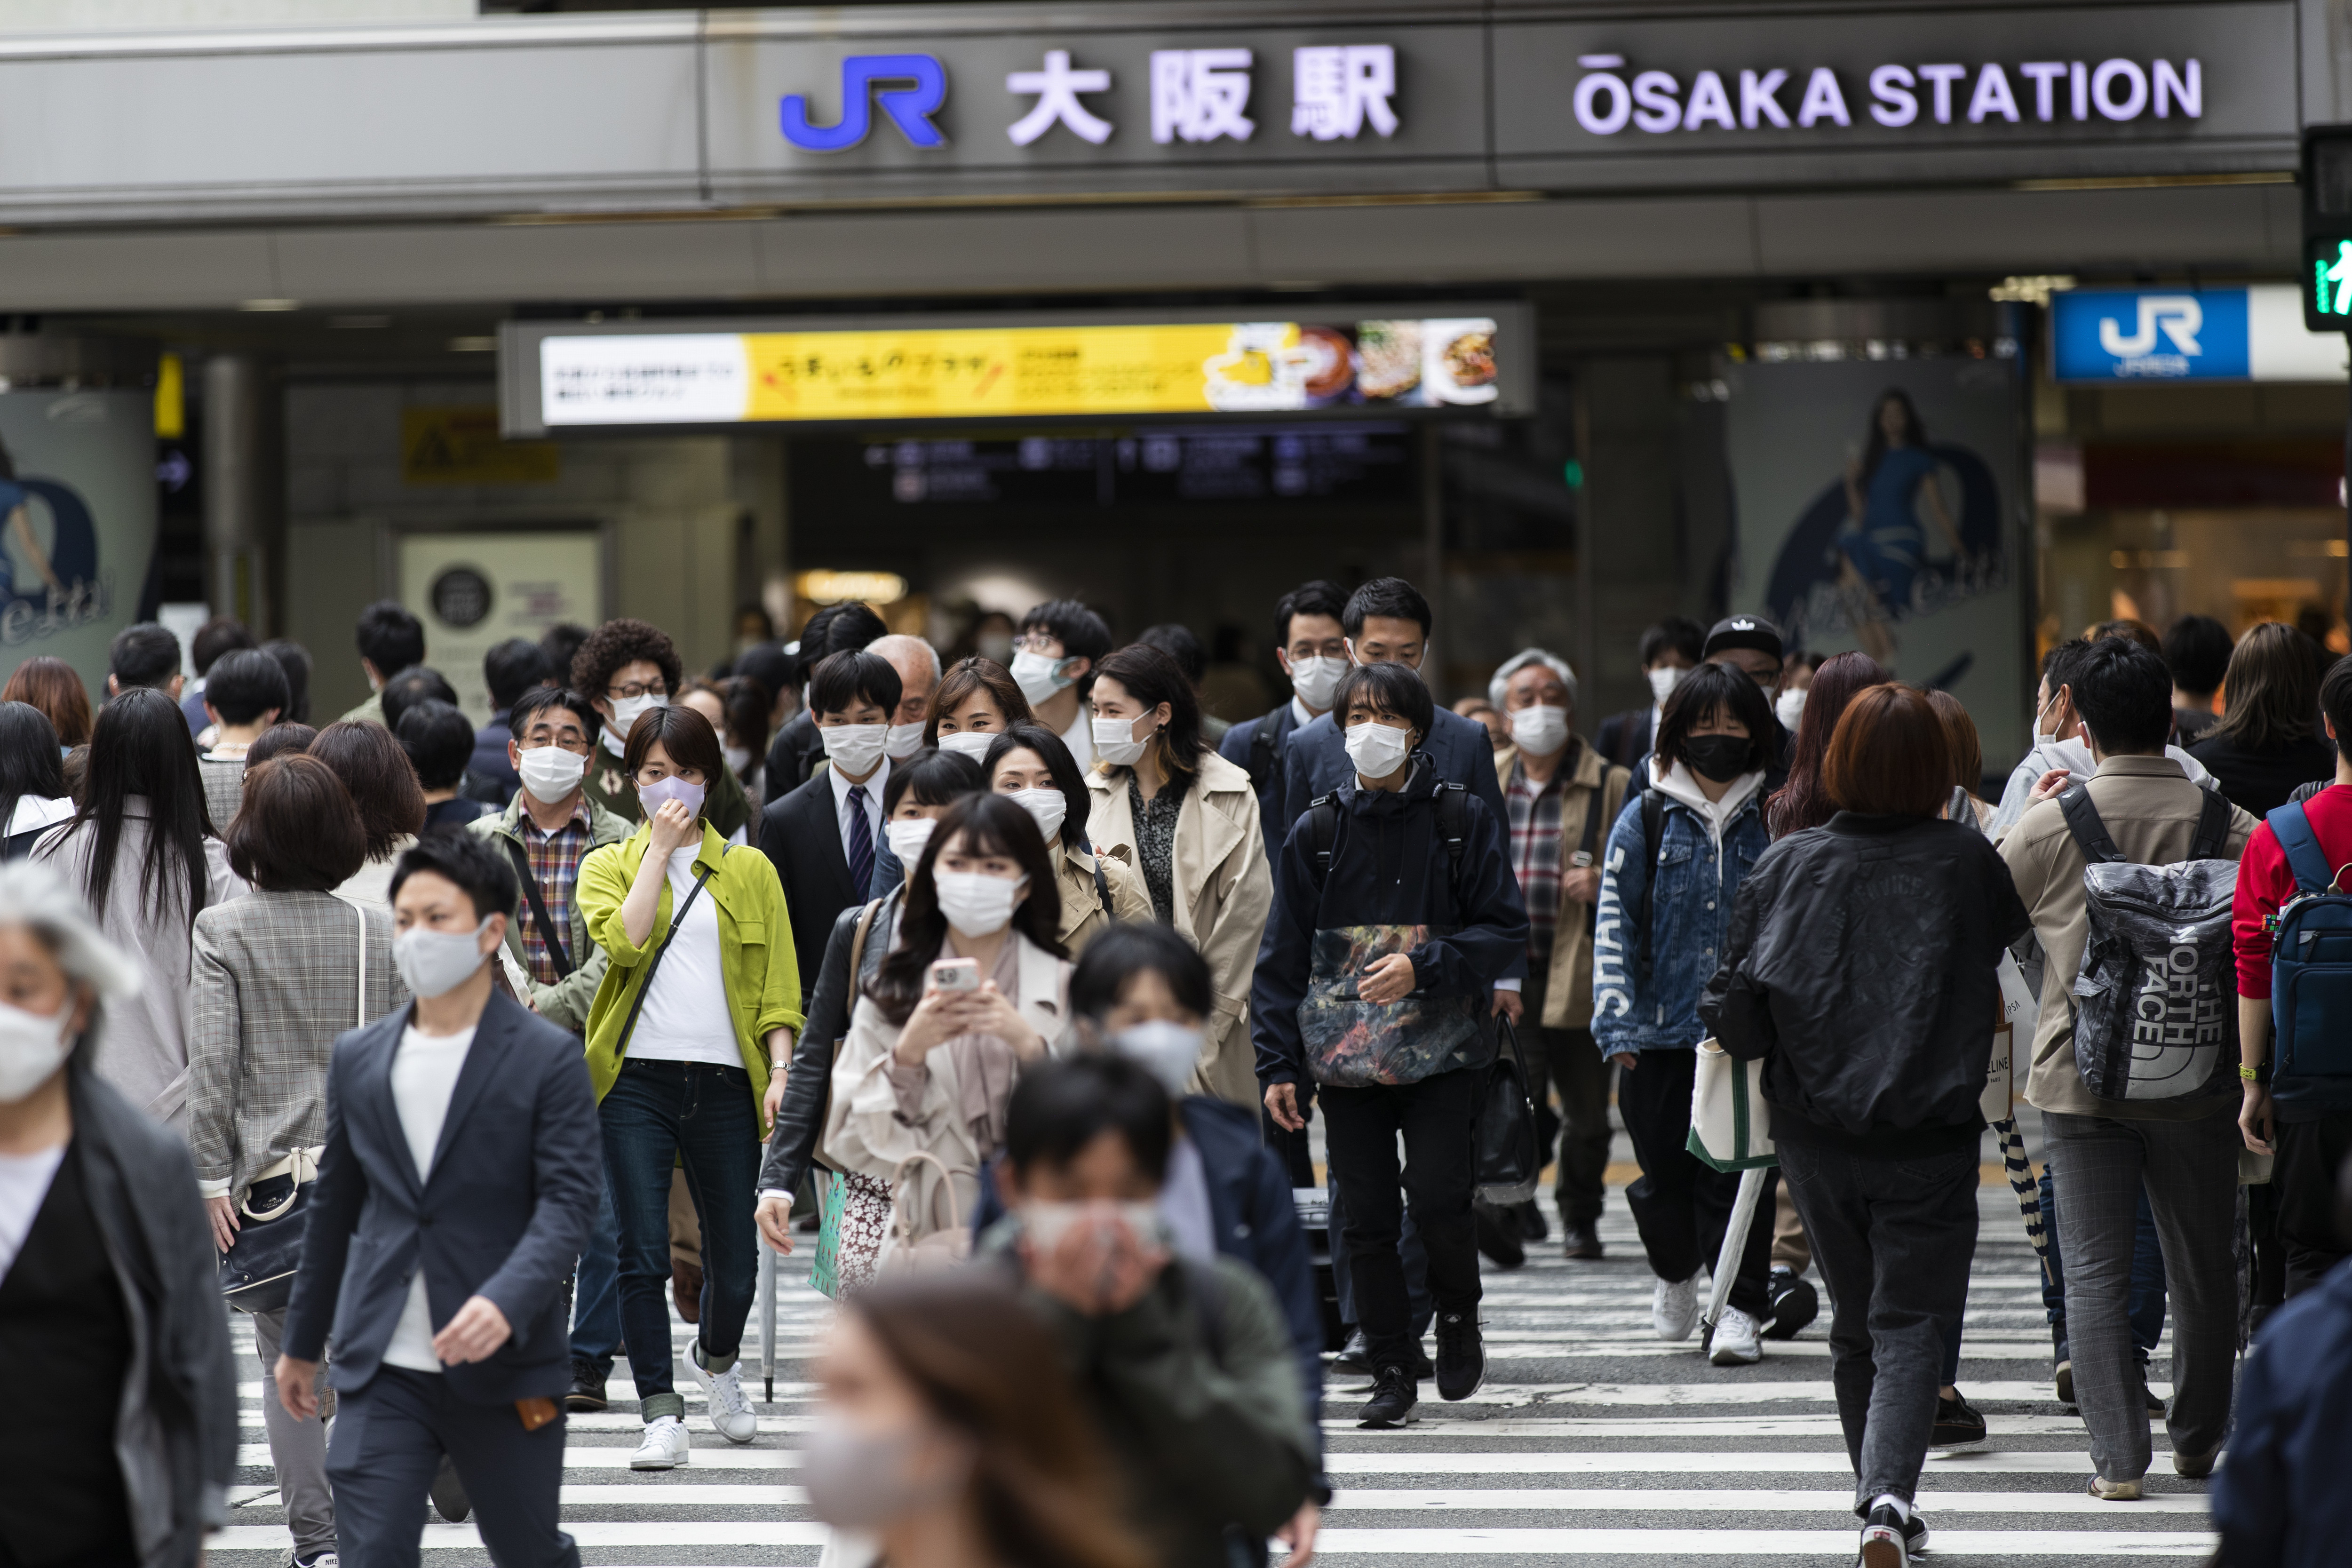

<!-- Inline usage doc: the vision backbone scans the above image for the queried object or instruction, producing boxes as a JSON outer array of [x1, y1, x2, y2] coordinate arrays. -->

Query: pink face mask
[[636, 775, 706, 820]]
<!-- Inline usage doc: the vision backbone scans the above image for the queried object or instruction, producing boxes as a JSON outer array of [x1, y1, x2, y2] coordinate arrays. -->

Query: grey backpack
[[2058, 783, 2238, 1101]]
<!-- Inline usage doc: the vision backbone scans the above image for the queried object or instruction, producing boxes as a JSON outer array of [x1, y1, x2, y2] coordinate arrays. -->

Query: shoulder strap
[[1574, 767, 1610, 866], [847, 896, 883, 983], [502, 836, 574, 979], [2056, 783, 2125, 865], [2188, 786, 2232, 863], [1306, 794, 1341, 883], [1636, 788, 1664, 984], [1246, 715, 1279, 794], [1092, 857, 1115, 922], [612, 864, 715, 1061], [2267, 800, 2338, 895], [1434, 781, 1470, 921]]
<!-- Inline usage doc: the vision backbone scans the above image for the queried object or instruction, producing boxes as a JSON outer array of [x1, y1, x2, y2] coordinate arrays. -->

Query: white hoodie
[[1989, 735, 2213, 839], [1649, 756, 1767, 852]]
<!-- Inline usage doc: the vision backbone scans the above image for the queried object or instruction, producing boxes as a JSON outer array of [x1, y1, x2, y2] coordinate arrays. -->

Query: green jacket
[[978, 1221, 1313, 1568], [466, 791, 634, 1034], [583, 744, 753, 841], [576, 820, 803, 1114], [337, 690, 385, 727]]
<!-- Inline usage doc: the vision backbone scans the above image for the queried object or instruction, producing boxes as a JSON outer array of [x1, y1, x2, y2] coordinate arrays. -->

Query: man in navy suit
[[1220, 578, 1352, 866], [276, 833, 601, 1568]]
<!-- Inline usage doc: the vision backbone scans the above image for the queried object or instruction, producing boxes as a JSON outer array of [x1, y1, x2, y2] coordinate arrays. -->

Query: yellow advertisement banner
[[740, 324, 1239, 420]]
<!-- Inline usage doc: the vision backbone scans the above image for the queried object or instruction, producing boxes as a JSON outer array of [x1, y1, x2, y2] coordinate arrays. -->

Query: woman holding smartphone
[[822, 792, 1071, 1253]]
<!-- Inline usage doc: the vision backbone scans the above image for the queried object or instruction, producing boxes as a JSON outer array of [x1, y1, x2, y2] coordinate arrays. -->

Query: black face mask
[[1682, 734, 1754, 784]]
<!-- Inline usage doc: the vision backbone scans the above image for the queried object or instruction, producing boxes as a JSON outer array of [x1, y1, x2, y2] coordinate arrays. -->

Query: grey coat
[[186, 890, 408, 1206]]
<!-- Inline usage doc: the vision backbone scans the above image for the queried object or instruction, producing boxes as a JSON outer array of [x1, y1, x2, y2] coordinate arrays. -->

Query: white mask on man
[[1287, 654, 1345, 710], [0, 999, 75, 1104], [819, 723, 889, 777], [885, 722, 929, 761], [1343, 721, 1414, 780], [1647, 666, 1685, 705], [1508, 704, 1570, 757], [517, 745, 588, 805]]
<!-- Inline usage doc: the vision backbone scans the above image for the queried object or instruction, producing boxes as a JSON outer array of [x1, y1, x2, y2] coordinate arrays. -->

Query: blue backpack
[[2264, 801, 2352, 1110]]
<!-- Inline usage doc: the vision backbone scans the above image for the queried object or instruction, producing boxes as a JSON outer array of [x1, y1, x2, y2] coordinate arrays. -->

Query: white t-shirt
[[627, 845, 739, 1069], [383, 1020, 477, 1375], [0, 1144, 66, 1280], [1060, 708, 1096, 774]]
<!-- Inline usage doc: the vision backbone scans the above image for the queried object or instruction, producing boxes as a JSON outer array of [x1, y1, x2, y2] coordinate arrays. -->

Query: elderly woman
[[0, 859, 238, 1567]]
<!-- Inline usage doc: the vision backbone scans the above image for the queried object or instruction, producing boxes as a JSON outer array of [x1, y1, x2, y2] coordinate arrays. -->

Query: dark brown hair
[[229, 756, 368, 891], [247, 723, 318, 766], [1924, 687, 1983, 793], [926, 655, 1033, 746], [1765, 650, 1891, 838], [2, 656, 92, 747], [850, 1274, 1153, 1568], [868, 792, 1065, 1026], [1823, 684, 1953, 819], [2210, 621, 2320, 752], [622, 702, 728, 807], [309, 720, 427, 860], [1090, 643, 1203, 779], [2089, 617, 2163, 654]]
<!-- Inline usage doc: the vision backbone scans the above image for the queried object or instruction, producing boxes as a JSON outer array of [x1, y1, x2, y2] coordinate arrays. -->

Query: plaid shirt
[[517, 798, 593, 985], [1506, 760, 1565, 958]]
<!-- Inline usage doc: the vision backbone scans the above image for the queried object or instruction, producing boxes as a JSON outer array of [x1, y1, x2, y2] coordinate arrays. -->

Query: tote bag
[[1984, 952, 2038, 1123], [1686, 1038, 1776, 1171], [808, 1169, 893, 1301]]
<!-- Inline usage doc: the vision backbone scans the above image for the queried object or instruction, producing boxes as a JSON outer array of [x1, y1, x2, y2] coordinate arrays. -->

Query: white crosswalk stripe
[[201, 1181, 2221, 1566]]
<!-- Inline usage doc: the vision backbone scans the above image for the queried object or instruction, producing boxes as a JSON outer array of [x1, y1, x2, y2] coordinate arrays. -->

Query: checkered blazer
[[188, 890, 409, 1204]]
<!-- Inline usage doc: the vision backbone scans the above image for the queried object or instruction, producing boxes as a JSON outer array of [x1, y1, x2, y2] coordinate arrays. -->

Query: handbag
[[1686, 1037, 1777, 1171], [1984, 952, 2037, 1123], [809, 1168, 893, 1301], [878, 1149, 971, 1278], [1474, 1017, 1541, 1204], [220, 902, 368, 1311]]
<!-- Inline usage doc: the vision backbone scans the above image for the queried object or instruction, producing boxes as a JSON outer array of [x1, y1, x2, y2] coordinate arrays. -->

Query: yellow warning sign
[[402, 406, 560, 486]]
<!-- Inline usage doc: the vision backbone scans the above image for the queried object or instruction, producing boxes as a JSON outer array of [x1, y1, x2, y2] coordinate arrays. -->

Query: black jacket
[[758, 889, 900, 1199], [1595, 707, 1654, 771], [1251, 756, 1529, 1089], [758, 770, 869, 997], [2188, 730, 2341, 820], [1700, 812, 2029, 1156], [761, 711, 828, 800]]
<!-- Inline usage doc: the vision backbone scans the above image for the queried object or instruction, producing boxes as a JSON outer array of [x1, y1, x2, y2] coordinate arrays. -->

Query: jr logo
[[782, 55, 948, 151], [2098, 294, 2203, 358]]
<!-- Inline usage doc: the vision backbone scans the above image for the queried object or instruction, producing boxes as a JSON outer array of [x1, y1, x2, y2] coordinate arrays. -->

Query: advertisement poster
[[1722, 357, 2029, 766], [397, 530, 602, 725], [0, 391, 157, 701]]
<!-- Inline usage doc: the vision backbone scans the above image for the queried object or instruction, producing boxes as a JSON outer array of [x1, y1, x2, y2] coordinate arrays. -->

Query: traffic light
[[2303, 127, 2352, 331]]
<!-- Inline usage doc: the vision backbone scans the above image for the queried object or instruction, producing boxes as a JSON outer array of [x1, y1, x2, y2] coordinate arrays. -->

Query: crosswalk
[[206, 1174, 2223, 1567]]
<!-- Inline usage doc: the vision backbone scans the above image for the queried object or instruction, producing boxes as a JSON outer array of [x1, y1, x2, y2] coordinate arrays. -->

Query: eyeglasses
[[1009, 634, 1061, 655], [607, 680, 667, 700], [523, 729, 591, 750]]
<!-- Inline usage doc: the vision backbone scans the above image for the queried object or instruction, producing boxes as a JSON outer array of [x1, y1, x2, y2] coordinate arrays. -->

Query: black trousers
[[1617, 1046, 1775, 1317], [2273, 1113, 2352, 1298], [1518, 964, 1613, 1225], [1321, 1065, 1483, 1375]]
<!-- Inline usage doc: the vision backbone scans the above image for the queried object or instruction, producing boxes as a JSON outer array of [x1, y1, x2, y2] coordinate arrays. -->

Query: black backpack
[[1302, 780, 1472, 916]]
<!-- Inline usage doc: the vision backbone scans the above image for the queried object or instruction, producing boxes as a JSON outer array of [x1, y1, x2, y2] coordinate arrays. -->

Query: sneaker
[[1330, 1328, 1371, 1374], [429, 1452, 469, 1522], [687, 1348, 758, 1444], [1931, 1389, 1987, 1449], [2173, 1448, 2217, 1479], [2086, 1473, 2142, 1502], [1764, 1266, 1819, 1339], [295, 1556, 340, 1568], [1708, 1304, 1764, 1367], [1434, 1310, 1485, 1401], [1858, 1502, 1911, 1568], [2054, 1359, 2074, 1406], [1473, 1201, 1526, 1269], [1560, 1218, 1605, 1260], [1653, 1272, 1701, 1342], [564, 1355, 608, 1414], [630, 1415, 690, 1470], [1358, 1364, 1416, 1429]]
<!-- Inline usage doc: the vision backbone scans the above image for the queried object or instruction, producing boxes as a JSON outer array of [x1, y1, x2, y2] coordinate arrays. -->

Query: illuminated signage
[[2052, 287, 2346, 382]]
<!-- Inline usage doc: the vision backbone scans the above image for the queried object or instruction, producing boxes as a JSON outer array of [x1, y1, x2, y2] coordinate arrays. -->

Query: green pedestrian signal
[[2321, 240, 2352, 320], [2303, 128, 2352, 330]]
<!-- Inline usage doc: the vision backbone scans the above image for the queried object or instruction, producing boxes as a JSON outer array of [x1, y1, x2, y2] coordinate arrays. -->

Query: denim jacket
[[1590, 765, 1771, 1056]]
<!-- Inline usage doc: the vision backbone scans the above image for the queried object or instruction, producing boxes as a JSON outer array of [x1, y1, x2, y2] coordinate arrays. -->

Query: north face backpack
[[2059, 782, 2238, 1101], [2263, 801, 2352, 1110]]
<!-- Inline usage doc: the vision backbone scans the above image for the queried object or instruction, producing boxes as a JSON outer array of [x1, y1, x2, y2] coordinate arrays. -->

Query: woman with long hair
[[807, 1273, 1152, 1568], [1082, 643, 1271, 1107], [1765, 651, 1891, 840], [2190, 621, 2340, 818], [32, 686, 243, 1128], [0, 700, 71, 859], [1837, 390, 1966, 666], [1, 654, 90, 748], [984, 721, 1151, 953], [307, 718, 427, 911]]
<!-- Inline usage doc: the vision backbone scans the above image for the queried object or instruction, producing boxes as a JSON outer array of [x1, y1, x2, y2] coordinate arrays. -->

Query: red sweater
[[2234, 782, 2352, 999]]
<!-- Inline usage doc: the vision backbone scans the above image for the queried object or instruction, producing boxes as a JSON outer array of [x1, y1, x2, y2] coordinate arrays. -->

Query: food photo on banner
[[1722, 355, 2029, 761], [0, 391, 157, 697]]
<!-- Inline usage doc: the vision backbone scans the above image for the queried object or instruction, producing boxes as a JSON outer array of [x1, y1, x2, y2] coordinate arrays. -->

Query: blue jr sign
[[2051, 288, 2249, 381], [782, 55, 949, 151]]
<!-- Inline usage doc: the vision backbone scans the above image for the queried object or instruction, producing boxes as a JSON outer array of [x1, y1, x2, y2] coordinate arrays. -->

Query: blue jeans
[[601, 1059, 762, 1422], [568, 1173, 622, 1376], [2040, 1168, 2167, 1362]]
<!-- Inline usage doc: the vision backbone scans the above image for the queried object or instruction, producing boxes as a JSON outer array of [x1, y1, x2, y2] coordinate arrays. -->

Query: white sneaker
[[1653, 1272, 1700, 1341], [629, 1415, 690, 1470], [1709, 1304, 1764, 1366], [687, 1350, 758, 1444]]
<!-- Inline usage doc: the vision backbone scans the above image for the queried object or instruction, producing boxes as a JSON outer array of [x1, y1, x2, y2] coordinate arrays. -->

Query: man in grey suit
[[276, 833, 601, 1568]]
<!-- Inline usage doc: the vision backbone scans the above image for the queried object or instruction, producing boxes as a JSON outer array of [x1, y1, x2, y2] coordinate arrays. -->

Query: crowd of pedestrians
[[15, 588, 2352, 1568]]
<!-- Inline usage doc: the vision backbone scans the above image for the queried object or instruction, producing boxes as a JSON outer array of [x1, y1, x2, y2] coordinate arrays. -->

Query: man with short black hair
[[399, 701, 493, 831], [1994, 638, 2215, 838], [1221, 581, 1351, 865], [342, 600, 427, 726], [1596, 618, 1703, 770], [2162, 614, 2232, 742], [107, 621, 184, 701], [1012, 597, 1114, 772], [2002, 634, 2255, 1500], [181, 614, 257, 736], [759, 602, 890, 794], [471, 637, 553, 805], [197, 647, 291, 828], [758, 649, 903, 995]]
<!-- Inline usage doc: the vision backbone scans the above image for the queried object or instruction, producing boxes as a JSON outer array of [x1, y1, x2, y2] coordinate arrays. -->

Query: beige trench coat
[[1493, 736, 1632, 1031], [1053, 839, 1154, 954]]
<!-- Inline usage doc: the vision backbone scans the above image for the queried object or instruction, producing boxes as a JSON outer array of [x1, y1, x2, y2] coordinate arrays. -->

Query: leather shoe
[[1511, 1199, 1549, 1243], [1560, 1219, 1604, 1260], [429, 1453, 470, 1523], [1473, 1201, 1525, 1269], [671, 1258, 704, 1324], [1330, 1329, 1371, 1374], [564, 1355, 608, 1414]]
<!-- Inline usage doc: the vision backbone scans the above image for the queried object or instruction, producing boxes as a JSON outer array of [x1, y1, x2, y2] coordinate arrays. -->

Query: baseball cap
[[1702, 614, 1784, 662]]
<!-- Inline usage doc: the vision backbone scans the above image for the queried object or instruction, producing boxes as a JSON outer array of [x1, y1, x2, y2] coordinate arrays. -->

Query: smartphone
[[929, 957, 981, 993]]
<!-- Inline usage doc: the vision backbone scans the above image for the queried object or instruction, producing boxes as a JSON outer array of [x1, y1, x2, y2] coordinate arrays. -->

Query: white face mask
[[1024, 1198, 1163, 1252], [885, 816, 937, 865], [1287, 653, 1346, 710], [1009, 650, 1074, 707], [608, 692, 666, 741], [0, 998, 75, 1104], [936, 730, 996, 763], [1109, 1019, 1205, 1096], [1508, 703, 1570, 757], [818, 722, 888, 777], [723, 743, 751, 777], [1775, 688, 1808, 732], [1647, 666, 1685, 705], [1344, 720, 1414, 780], [1008, 787, 1066, 844], [885, 721, 929, 760], [932, 870, 1026, 938], [1092, 713, 1152, 769], [391, 920, 492, 1002], [516, 744, 588, 805]]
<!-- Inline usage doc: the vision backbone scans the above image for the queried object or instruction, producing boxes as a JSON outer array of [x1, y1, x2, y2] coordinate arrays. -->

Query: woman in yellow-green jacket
[[576, 703, 801, 1470]]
